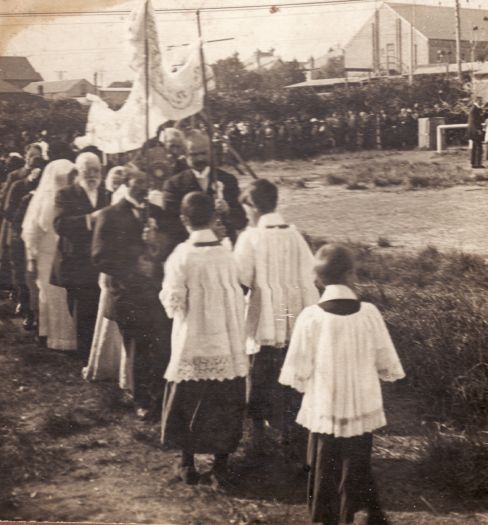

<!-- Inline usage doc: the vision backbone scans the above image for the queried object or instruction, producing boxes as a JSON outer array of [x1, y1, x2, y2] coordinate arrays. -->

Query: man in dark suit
[[92, 168, 186, 420], [163, 130, 247, 244], [468, 97, 485, 169], [52, 152, 110, 362]]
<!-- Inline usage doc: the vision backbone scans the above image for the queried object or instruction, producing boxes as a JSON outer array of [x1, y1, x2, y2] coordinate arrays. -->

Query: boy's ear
[[180, 214, 189, 228]]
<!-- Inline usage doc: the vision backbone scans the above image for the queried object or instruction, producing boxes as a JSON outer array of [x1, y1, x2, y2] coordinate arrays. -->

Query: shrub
[[420, 429, 488, 498]]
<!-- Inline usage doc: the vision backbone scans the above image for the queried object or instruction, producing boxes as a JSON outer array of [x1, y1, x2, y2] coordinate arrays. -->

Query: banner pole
[[144, 0, 150, 145], [196, 9, 217, 191]]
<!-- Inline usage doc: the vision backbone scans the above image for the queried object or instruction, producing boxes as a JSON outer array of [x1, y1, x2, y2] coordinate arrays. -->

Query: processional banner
[[85, 0, 207, 154]]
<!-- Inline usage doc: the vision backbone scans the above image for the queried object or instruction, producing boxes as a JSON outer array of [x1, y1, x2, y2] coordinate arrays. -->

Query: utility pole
[[454, 0, 462, 80]]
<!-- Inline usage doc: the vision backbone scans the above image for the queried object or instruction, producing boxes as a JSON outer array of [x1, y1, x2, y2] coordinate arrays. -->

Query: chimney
[[37, 85, 44, 96]]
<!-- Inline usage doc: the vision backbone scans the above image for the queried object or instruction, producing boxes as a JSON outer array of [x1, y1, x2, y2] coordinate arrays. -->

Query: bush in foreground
[[420, 428, 488, 498]]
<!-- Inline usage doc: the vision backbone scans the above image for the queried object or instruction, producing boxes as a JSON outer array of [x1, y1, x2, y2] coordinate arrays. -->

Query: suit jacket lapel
[[95, 187, 108, 210]]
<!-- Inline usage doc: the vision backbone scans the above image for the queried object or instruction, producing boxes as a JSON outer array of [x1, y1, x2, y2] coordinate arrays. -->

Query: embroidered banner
[[85, 0, 209, 153]]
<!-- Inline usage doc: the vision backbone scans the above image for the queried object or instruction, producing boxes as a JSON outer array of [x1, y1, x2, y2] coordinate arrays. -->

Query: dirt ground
[[1, 147, 488, 525]]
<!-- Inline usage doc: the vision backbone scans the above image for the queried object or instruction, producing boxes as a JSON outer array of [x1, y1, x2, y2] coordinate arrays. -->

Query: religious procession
[[1, 1, 487, 525]]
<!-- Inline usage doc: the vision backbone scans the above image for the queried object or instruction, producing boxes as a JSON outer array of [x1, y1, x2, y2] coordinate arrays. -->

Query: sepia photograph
[[0, 0, 487, 524]]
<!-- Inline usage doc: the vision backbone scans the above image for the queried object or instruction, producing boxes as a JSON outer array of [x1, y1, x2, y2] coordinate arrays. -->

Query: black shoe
[[22, 312, 36, 331], [177, 465, 199, 485]]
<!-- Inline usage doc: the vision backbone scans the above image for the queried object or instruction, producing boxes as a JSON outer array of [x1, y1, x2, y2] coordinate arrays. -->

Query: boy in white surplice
[[234, 179, 319, 450], [159, 191, 248, 485], [279, 244, 404, 525]]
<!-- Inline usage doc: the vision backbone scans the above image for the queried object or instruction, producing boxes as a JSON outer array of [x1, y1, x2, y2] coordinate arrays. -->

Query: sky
[[0, 0, 485, 86]]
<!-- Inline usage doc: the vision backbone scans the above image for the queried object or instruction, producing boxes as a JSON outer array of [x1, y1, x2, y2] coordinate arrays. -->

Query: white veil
[[22, 159, 76, 241]]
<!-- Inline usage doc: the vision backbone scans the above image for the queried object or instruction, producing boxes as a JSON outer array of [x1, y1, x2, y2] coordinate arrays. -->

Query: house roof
[[24, 79, 92, 94], [286, 77, 365, 88], [388, 3, 488, 42], [0, 56, 43, 82], [413, 61, 480, 76], [0, 79, 25, 94]]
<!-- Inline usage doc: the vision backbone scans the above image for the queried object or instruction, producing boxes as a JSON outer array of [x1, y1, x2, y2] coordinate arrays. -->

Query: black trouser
[[307, 432, 384, 525], [248, 346, 300, 439], [119, 301, 171, 411], [471, 139, 483, 167], [9, 238, 30, 314], [67, 285, 100, 363]]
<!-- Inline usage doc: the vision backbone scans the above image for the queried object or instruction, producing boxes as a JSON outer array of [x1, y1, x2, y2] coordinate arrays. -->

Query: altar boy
[[234, 178, 319, 449], [160, 192, 248, 485]]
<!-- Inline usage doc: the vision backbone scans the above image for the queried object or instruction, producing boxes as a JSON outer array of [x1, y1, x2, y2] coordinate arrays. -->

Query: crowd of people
[[0, 102, 466, 172], [0, 128, 405, 525], [212, 103, 465, 161]]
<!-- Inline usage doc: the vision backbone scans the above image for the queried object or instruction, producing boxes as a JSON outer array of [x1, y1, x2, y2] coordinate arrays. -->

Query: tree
[[260, 60, 305, 90], [317, 53, 345, 79], [212, 53, 254, 92]]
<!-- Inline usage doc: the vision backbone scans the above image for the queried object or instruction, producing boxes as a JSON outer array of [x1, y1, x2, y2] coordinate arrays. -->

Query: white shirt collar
[[319, 284, 357, 302], [189, 229, 218, 243], [257, 212, 286, 228], [192, 166, 210, 180]]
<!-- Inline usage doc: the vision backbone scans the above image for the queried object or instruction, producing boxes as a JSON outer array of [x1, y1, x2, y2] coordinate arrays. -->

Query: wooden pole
[[408, 4, 414, 84], [196, 9, 216, 191], [144, 0, 150, 143], [454, 0, 462, 81]]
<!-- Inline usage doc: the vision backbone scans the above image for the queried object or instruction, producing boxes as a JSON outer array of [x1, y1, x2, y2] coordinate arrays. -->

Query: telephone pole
[[454, 0, 462, 80]]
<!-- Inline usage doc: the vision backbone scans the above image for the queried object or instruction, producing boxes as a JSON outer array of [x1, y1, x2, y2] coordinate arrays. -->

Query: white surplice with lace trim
[[160, 229, 249, 383], [279, 285, 405, 438]]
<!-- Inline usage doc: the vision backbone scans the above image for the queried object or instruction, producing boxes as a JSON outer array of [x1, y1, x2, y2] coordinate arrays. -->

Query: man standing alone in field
[[468, 96, 484, 169]]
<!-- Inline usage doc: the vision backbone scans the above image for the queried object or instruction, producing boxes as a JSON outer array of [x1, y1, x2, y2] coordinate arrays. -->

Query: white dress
[[233, 212, 319, 354], [32, 230, 77, 350], [82, 273, 133, 391], [279, 285, 405, 438], [160, 229, 249, 383], [21, 159, 77, 351]]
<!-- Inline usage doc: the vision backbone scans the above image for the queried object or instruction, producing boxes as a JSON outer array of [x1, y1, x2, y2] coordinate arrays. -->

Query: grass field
[[1, 147, 487, 525]]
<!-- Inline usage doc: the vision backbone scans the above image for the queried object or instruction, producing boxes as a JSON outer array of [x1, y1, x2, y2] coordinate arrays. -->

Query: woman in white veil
[[22, 159, 77, 351], [83, 166, 133, 394]]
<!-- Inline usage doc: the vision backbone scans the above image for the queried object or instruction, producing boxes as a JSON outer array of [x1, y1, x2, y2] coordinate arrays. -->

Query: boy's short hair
[[181, 191, 215, 228], [314, 244, 355, 285], [240, 179, 278, 214]]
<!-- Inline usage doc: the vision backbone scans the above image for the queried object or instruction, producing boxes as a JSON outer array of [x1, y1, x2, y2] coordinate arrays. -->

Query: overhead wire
[[0, 0, 380, 17]]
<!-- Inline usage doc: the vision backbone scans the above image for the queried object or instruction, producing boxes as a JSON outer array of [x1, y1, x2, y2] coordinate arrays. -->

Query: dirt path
[[1, 312, 486, 525]]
